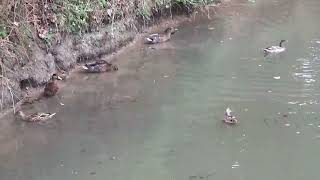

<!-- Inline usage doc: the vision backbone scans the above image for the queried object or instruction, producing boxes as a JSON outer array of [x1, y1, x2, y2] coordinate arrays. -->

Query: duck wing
[[145, 34, 160, 44], [264, 46, 281, 51], [82, 63, 96, 71], [95, 60, 111, 65], [27, 112, 56, 122], [82, 60, 106, 70], [82, 61, 111, 73], [82, 64, 99, 72]]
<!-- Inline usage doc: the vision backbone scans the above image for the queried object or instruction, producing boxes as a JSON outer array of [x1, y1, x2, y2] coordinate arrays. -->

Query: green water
[[1, 0, 320, 179]]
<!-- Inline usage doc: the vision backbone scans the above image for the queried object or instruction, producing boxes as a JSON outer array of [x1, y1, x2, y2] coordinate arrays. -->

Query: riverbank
[[2, 0, 320, 179], [0, 0, 221, 114]]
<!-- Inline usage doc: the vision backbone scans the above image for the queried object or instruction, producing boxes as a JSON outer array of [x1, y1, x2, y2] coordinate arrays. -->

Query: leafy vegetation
[[0, 0, 220, 70], [0, 25, 8, 39], [0, 0, 220, 66], [1, 0, 218, 40], [60, 1, 93, 33], [0, 0, 219, 69]]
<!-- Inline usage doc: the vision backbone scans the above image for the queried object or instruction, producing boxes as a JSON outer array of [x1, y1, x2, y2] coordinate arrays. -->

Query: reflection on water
[[2, 0, 320, 180]]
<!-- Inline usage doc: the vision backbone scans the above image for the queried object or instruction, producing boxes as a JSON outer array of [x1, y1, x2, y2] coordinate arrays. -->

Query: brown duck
[[44, 74, 62, 97], [145, 27, 178, 44], [82, 60, 118, 73], [15, 110, 56, 122]]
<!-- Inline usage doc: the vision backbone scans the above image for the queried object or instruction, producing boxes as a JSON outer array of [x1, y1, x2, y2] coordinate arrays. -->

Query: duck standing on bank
[[44, 74, 62, 97], [223, 107, 238, 125], [82, 60, 118, 73], [264, 40, 287, 57], [145, 27, 177, 44]]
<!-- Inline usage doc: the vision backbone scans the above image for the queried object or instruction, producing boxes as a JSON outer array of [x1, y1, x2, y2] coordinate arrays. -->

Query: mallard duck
[[43, 74, 62, 97], [223, 108, 238, 125], [15, 110, 56, 122], [145, 27, 177, 44], [82, 60, 118, 73], [264, 40, 287, 57]]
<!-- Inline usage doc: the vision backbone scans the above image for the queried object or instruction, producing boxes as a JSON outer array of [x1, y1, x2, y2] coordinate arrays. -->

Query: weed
[[42, 30, 55, 47], [137, 4, 152, 21], [54, 0, 93, 34], [0, 25, 8, 39]]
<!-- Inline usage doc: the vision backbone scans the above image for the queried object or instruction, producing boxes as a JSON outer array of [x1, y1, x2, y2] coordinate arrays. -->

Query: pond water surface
[[1, 0, 320, 179]]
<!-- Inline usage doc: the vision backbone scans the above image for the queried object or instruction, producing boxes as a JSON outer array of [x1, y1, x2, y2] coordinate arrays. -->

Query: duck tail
[[48, 113, 56, 118], [56, 75, 63, 80], [82, 65, 89, 70], [14, 110, 30, 121], [146, 37, 153, 42]]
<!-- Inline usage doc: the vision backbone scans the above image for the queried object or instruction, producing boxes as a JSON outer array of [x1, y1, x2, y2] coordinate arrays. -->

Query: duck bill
[[146, 38, 153, 42]]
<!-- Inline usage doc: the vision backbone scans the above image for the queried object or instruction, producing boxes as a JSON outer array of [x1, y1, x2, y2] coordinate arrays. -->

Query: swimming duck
[[223, 107, 238, 125], [43, 74, 62, 97], [15, 110, 56, 122], [145, 27, 177, 44], [82, 60, 118, 73], [264, 40, 287, 57]]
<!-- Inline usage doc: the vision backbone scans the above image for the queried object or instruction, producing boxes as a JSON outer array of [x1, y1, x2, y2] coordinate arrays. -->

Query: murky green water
[[2, 0, 320, 179]]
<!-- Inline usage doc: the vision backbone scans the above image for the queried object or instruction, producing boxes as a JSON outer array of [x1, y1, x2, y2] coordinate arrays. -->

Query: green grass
[[2, 0, 217, 37], [0, 24, 8, 39], [52, 0, 94, 34], [0, 0, 218, 61]]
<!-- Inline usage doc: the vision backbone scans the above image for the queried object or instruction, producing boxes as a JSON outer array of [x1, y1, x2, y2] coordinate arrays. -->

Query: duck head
[[225, 107, 232, 116], [164, 27, 178, 35], [279, 40, 287, 47], [14, 110, 26, 121]]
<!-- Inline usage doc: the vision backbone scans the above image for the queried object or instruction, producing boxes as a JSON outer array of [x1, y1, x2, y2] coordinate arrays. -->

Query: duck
[[264, 40, 287, 57], [43, 74, 62, 97], [82, 60, 118, 73], [145, 27, 177, 44], [223, 107, 238, 125], [15, 110, 56, 122]]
